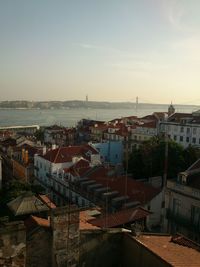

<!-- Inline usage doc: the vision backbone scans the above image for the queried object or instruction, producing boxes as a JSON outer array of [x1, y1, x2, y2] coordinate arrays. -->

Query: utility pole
[[163, 130, 168, 188], [161, 125, 169, 231]]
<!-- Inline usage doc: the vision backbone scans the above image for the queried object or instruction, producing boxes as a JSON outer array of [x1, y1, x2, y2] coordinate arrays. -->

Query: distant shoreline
[[0, 101, 199, 111]]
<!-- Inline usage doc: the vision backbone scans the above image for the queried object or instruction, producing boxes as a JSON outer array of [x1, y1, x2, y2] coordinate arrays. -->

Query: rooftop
[[89, 207, 150, 228], [87, 166, 161, 204], [40, 144, 99, 163], [131, 233, 200, 267]]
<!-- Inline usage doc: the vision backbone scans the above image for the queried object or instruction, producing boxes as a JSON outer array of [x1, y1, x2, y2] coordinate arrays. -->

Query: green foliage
[[128, 136, 197, 179], [34, 129, 44, 142]]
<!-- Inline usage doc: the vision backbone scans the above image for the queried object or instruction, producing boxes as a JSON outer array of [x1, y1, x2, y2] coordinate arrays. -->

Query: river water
[[0, 105, 199, 127]]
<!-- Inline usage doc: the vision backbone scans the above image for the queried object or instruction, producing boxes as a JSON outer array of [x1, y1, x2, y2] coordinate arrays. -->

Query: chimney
[[50, 206, 80, 267], [24, 150, 29, 164], [22, 148, 25, 162], [43, 146, 47, 155], [52, 144, 57, 150]]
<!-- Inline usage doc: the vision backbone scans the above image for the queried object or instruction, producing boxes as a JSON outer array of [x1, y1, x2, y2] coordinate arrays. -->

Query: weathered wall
[[26, 227, 51, 267], [0, 221, 26, 267], [122, 234, 171, 267], [79, 229, 123, 267], [51, 206, 80, 267]]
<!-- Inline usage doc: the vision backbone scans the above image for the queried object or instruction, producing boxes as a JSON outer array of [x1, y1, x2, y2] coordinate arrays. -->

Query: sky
[[1, 0, 200, 104]]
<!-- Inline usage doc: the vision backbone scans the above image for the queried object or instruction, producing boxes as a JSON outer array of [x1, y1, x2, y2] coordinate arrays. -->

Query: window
[[191, 206, 200, 227], [186, 137, 190, 143], [174, 135, 177, 141], [193, 128, 197, 135], [192, 137, 196, 144], [180, 136, 183, 142], [187, 128, 190, 134], [180, 127, 184, 133], [173, 198, 181, 215]]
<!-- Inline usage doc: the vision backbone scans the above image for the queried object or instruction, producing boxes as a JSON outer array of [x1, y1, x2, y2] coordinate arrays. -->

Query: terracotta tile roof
[[79, 210, 99, 230], [25, 210, 98, 230], [171, 235, 200, 251], [38, 195, 56, 209], [87, 167, 161, 204], [89, 207, 150, 228], [40, 144, 98, 163], [115, 127, 129, 136], [168, 113, 193, 122], [140, 115, 158, 121], [138, 121, 157, 128], [132, 234, 200, 267], [91, 124, 109, 130], [25, 215, 50, 230], [153, 112, 168, 120], [64, 159, 91, 177]]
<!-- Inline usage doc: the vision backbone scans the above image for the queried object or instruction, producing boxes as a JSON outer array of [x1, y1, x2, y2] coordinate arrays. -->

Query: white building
[[164, 158, 200, 242], [34, 144, 101, 205], [160, 110, 200, 148]]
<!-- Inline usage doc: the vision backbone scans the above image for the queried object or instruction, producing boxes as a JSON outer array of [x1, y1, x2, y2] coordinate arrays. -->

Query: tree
[[128, 136, 186, 180], [34, 129, 44, 142], [183, 145, 200, 168]]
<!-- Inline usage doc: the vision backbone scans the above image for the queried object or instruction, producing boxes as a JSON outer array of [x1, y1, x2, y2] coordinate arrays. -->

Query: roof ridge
[[54, 147, 61, 163]]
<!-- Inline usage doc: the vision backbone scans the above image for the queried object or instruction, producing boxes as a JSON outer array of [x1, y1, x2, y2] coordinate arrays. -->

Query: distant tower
[[168, 102, 175, 116], [86, 95, 88, 102], [136, 96, 139, 114]]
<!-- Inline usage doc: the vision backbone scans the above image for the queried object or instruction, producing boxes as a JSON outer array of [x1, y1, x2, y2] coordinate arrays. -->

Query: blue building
[[91, 141, 123, 165]]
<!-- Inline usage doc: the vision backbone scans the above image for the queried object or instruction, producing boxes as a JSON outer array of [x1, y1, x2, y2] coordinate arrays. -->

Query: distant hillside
[[0, 100, 198, 110]]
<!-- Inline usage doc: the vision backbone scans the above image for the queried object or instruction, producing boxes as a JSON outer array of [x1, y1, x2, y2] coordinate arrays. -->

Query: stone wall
[[0, 221, 26, 267], [26, 227, 51, 267], [51, 206, 80, 267]]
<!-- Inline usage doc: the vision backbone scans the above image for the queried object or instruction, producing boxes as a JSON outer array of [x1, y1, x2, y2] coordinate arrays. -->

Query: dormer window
[[178, 173, 187, 184]]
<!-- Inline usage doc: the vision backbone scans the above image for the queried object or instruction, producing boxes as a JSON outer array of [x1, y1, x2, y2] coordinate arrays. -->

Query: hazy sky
[[1, 0, 200, 104]]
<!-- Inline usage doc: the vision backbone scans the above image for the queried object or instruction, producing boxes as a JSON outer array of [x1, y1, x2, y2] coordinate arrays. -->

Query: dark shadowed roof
[[87, 167, 161, 204], [7, 193, 49, 216], [89, 207, 150, 228]]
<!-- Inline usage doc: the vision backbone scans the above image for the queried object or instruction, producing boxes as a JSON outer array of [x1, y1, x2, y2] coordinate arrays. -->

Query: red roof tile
[[64, 159, 91, 177], [87, 167, 161, 204], [38, 195, 56, 209], [132, 233, 200, 267], [89, 207, 150, 228], [79, 210, 99, 230], [41, 144, 98, 163], [25, 215, 50, 230]]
